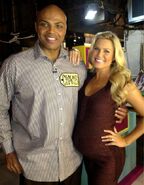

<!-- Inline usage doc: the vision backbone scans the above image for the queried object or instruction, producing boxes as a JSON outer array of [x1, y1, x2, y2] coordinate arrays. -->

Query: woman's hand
[[69, 48, 82, 65], [101, 127, 127, 147]]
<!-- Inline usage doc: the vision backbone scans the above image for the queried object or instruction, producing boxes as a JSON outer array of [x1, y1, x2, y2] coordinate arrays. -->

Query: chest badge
[[60, 73, 79, 87]]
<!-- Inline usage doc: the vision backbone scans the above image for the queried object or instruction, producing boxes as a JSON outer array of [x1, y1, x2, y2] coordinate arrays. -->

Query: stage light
[[85, 10, 97, 20], [85, 3, 97, 20]]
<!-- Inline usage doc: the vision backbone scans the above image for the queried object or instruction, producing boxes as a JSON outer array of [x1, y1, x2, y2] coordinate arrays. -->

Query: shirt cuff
[[2, 139, 14, 154]]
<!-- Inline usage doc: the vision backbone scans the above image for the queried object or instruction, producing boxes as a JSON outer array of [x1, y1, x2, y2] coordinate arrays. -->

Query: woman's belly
[[73, 119, 115, 158]]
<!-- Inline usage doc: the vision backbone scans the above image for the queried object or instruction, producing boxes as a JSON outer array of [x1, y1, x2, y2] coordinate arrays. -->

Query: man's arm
[[0, 59, 14, 152], [0, 58, 23, 174]]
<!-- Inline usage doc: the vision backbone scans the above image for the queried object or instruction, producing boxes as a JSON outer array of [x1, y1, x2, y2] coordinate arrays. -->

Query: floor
[[0, 149, 143, 185], [132, 172, 144, 185], [118, 164, 144, 185]]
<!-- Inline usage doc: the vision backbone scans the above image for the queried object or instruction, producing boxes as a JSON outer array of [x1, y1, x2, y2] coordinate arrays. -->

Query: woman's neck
[[95, 69, 110, 81]]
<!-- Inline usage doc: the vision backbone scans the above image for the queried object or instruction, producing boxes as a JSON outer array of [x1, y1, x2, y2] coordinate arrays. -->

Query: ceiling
[[0, 0, 143, 41], [36, 0, 128, 36], [0, 0, 143, 61]]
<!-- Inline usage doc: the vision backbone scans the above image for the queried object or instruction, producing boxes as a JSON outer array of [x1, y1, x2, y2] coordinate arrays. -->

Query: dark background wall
[[0, 0, 143, 64]]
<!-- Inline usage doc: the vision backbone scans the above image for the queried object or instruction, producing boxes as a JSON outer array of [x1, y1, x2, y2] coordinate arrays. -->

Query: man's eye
[[39, 22, 49, 28], [56, 24, 64, 29]]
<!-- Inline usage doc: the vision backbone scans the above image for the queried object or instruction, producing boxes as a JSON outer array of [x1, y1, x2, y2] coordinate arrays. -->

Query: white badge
[[60, 73, 79, 87]]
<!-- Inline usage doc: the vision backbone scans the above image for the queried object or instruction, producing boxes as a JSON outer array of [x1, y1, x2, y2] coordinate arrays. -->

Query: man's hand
[[69, 48, 81, 65], [5, 152, 23, 174], [115, 106, 128, 123]]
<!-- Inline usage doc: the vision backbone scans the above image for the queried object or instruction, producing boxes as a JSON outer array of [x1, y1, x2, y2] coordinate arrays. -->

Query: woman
[[73, 31, 144, 185]]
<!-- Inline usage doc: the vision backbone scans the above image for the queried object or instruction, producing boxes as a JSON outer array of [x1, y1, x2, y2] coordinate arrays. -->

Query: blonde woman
[[73, 31, 144, 185]]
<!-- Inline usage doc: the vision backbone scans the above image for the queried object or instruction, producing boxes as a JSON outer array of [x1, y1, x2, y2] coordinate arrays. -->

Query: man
[[0, 4, 126, 185]]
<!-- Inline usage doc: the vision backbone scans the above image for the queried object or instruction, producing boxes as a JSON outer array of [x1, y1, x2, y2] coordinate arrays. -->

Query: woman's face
[[91, 38, 115, 70]]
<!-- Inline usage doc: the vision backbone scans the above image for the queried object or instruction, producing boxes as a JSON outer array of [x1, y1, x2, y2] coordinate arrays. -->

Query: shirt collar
[[34, 40, 68, 61]]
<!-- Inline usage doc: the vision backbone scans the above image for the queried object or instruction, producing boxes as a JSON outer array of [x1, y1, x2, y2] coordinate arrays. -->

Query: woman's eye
[[94, 47, 99, 51], [104, 50, 110, 53]]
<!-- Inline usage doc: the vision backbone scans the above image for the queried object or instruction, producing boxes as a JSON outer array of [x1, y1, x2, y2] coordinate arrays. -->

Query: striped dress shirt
[[0, 41, 87, 181]]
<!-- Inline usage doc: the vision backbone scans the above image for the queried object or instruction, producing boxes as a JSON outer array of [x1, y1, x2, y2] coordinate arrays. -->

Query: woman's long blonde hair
[[88, 31, 132, 106]]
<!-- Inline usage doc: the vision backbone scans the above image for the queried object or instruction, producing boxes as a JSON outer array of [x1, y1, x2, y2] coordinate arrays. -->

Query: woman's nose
[[97, 50, 103, 57]]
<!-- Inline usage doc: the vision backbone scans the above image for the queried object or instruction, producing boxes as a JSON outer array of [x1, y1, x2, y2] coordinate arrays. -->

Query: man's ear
[[35, 22, 37, 33]]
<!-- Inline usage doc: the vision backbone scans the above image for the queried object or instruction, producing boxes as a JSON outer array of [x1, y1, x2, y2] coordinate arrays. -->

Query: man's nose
[[46, 25, 55, 33]]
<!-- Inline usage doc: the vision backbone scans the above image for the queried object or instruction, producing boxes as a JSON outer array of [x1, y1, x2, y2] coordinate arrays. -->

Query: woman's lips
[[95, 58, 103, 63]]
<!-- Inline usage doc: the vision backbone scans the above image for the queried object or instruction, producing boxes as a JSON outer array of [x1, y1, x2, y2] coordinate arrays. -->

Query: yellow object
[[74, 45, 91, 68]]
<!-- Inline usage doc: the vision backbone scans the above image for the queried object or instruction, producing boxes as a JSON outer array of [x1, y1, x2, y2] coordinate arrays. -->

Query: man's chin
[[46, 46, 61, 51], [42, 46, 61, 54], [40, 42, 61, 51]]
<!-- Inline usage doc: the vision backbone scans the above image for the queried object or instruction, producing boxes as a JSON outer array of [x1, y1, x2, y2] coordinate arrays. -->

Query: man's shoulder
[[12, 47, 34, 58], [5, 47, 34, 63], [1, 47, 34, 70]]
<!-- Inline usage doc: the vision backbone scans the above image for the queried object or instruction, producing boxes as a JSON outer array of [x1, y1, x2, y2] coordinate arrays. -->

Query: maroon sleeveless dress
[[73, 73, 125, 185]]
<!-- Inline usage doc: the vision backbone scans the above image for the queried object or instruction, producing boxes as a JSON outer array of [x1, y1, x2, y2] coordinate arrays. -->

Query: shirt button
[[60, 137, 63, 140], [58, 92, 61, 95], [59, 107, 63, 111], [60, 123, 63, 125]]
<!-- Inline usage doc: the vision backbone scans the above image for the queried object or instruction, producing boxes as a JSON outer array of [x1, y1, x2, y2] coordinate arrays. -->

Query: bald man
[[0, 4, 86, 185]]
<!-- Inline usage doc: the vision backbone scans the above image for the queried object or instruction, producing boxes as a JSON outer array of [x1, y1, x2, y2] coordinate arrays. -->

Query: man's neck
[[44, 49, 60, 62], [39, 43, 61, 62]]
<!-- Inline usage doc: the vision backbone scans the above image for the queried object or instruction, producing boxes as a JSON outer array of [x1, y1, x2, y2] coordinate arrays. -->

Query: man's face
[[35, 5, 67, 53]]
